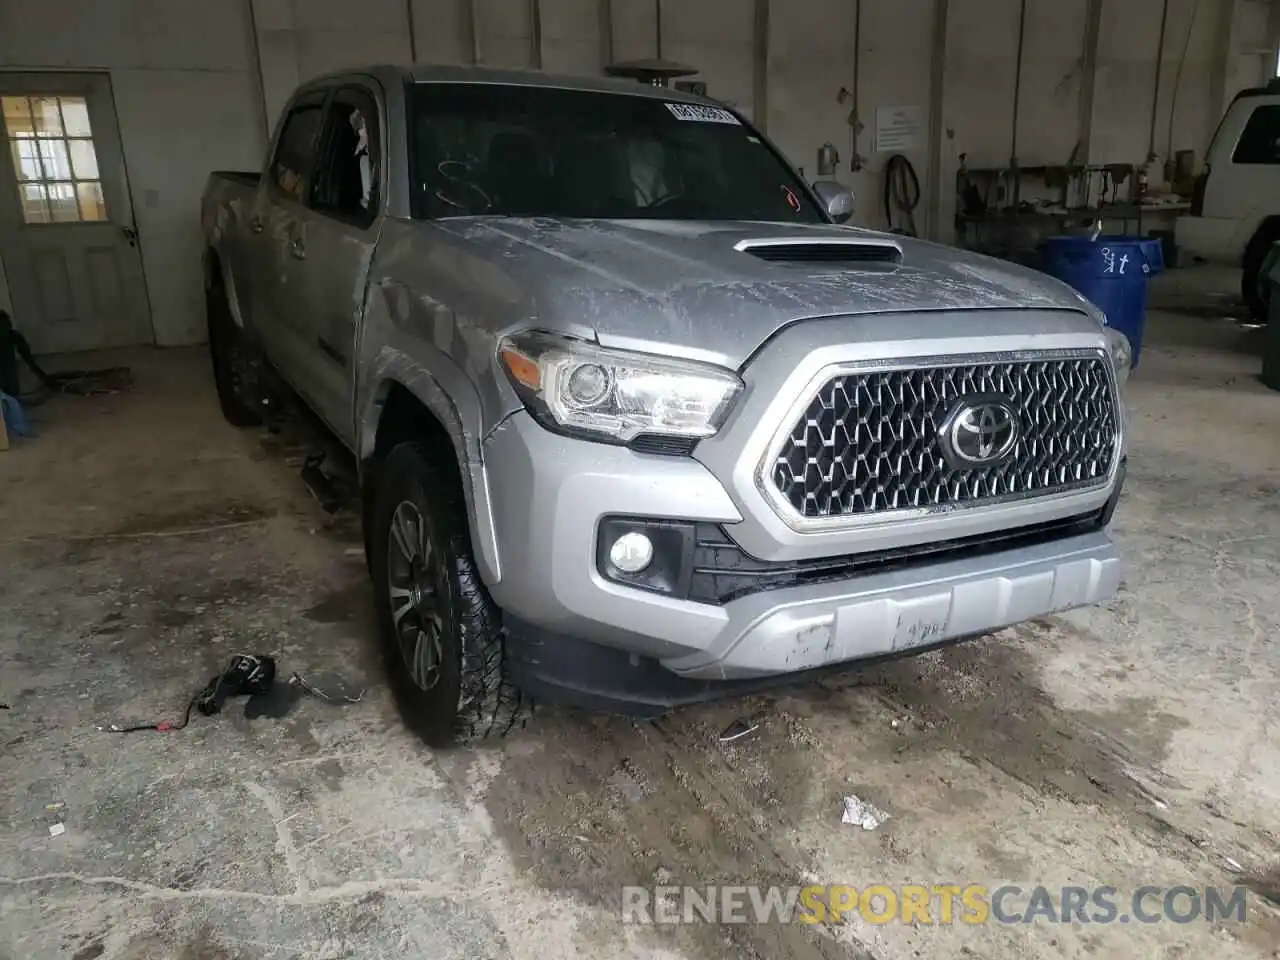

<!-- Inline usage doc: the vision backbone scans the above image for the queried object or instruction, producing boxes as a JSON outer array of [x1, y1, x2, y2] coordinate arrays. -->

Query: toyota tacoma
[[201, 65, 1129, 747]]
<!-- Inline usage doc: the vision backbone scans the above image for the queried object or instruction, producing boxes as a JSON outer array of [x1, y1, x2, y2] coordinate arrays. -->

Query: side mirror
[[812, 180, 855, 224]]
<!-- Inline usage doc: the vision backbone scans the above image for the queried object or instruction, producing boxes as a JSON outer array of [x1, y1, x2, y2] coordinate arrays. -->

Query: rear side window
[[1232, 105, 1280, 164], [271, 97, 325, 201], [309, 87, 381, 226]]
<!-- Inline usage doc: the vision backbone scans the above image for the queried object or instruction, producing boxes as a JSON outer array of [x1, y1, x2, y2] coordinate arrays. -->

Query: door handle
[[250, 216, 264, 234], [121, 225, 138, 247], [290, 237, 306, 261]]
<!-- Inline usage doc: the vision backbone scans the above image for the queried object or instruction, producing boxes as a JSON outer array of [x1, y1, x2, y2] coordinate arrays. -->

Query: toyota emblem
[[939, 395, 1020, 468]]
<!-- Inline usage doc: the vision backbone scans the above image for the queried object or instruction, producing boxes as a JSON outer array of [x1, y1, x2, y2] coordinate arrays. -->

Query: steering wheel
[[433, 160, 493, 214]]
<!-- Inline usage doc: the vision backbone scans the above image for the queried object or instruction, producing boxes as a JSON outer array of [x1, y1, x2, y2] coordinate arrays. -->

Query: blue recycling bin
[[1042, 235, 1164, 368], [0, 391, 28, 438]]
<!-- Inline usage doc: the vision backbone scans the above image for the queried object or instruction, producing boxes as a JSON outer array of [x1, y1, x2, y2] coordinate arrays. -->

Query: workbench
[[955, 201, 1190, 265]]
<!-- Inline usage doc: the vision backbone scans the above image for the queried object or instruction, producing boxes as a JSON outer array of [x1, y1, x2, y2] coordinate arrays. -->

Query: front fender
[[1233, 205, 1280, 262], [357, 345, 505, 587]]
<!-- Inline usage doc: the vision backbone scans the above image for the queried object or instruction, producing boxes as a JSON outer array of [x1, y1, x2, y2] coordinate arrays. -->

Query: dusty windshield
[[407, 83, 825, 223]]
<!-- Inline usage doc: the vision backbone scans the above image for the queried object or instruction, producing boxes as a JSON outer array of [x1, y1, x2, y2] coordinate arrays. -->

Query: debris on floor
[[243, 671, 364, 718], [48, 823, 65, 838], [291, 670, 364, 704], [300, 451, 346, 513], [841, 794, 891, 830], [719, 717, 759, 743]]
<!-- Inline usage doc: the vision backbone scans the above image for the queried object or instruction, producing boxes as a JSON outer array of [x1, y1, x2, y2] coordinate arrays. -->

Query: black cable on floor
[[1, 310, 133, 402], [101, 694, 201, 734], [883, 153, 921, 238]]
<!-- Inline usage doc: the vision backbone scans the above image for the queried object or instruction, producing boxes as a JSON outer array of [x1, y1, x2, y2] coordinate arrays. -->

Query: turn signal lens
[[1104, 326, 1132, 386], [500, 346, 541, 390]]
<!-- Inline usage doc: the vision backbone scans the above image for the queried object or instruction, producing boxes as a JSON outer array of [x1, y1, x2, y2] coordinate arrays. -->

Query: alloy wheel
[[386, 501, 445, 691]]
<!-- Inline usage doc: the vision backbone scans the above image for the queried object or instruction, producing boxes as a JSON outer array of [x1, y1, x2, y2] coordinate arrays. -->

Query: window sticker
[[665, 102, 740, 125]]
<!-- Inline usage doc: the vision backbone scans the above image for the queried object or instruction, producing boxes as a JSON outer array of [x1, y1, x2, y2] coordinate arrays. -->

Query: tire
[[1242, 225, 1280, 323], [207, 282, 262, 427], [370, 442, 527, 748]]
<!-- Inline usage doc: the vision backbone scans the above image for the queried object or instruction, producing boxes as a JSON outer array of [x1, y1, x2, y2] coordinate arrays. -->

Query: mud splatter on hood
[[432, 217, 1095, 368]]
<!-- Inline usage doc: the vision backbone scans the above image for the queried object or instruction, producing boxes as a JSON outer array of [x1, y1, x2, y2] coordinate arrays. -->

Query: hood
[[431, 218, 1095, 369]]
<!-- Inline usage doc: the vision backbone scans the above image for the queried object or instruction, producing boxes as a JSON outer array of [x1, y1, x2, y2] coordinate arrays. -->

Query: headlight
[[498, 332, 744, 443], [1103, 327, 1132, 386]]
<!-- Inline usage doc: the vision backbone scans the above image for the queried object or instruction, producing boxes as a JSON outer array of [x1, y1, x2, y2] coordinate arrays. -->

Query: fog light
[[609, 532, 654, 573]]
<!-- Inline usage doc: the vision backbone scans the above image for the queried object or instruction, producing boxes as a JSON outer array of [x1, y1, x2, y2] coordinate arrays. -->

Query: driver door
[[282, 84, 384, 446]]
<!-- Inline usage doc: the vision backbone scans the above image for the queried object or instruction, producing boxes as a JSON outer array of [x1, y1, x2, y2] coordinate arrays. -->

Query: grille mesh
[[769, 356, 1118, 519]]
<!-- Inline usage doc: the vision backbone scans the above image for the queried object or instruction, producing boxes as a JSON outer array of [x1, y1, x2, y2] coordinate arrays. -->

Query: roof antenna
[[604, 58, 698, 88]]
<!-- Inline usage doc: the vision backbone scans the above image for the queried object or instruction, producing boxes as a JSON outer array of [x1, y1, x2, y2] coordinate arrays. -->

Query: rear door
[[0, 72, 150, 355], [246, 89, 326, 386], [283, 83, 384, 446]]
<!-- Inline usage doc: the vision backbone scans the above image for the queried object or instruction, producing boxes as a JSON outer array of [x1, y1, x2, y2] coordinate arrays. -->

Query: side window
[[271, 96, 325, 201], [309, 87, 381, 225], [1232, 105, 1280, 164]]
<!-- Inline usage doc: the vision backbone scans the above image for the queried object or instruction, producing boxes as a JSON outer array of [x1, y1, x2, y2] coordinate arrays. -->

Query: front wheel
[[369, 442, 527, 747], [1241, 227, 1280, 323]]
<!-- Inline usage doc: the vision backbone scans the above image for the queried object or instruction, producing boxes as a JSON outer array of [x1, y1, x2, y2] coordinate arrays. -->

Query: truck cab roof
[[301, 63, 713, 105], [1230, 77, 1280, 105]]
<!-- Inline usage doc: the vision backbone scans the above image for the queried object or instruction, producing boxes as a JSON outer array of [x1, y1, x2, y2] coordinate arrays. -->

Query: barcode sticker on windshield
[[665, 103, 740, 125]]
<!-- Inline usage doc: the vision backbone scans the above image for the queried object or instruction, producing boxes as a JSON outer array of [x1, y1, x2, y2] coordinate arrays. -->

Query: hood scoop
[[734, 236, 903, 266]]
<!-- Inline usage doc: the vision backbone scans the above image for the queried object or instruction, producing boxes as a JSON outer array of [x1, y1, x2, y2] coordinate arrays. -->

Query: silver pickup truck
[[202, 64, 1130, 747]]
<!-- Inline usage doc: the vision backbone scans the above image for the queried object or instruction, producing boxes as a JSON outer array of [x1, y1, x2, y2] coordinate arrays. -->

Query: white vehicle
[[1176, 78, 1280, 319]]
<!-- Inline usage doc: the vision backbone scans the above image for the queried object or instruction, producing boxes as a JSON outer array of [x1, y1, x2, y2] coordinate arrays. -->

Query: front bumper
[[482, 412, 1123, 697], [663, 529, 1119, 678]]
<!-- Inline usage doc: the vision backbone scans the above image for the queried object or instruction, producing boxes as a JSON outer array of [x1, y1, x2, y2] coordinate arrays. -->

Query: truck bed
[[201, 171, 263, 270]]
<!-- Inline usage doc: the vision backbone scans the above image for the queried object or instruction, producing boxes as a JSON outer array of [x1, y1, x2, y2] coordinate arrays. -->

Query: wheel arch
[[203, 246, 247, 331], [361, 375, 503, 586], [1244, 215, 1280, 261]]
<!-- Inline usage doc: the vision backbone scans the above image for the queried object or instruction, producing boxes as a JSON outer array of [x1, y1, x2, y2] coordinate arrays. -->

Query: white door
[[0, 72, 150, 355]]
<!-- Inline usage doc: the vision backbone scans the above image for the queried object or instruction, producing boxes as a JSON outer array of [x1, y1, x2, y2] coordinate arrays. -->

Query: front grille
[[769, 354, 1118, 520]]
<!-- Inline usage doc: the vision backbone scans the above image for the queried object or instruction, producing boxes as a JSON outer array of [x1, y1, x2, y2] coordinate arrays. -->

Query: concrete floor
[[1, 266, 1278, 960]]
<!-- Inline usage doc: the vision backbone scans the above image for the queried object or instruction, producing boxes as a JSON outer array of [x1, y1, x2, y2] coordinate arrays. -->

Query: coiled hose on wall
[[883, 153, 921, 237]]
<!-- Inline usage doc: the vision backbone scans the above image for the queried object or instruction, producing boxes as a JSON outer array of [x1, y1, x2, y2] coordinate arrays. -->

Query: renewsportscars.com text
[[621, 884, 1249, 926]]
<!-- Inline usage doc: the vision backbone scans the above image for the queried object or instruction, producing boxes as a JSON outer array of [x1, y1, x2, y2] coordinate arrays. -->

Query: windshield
[[407, 83, 825, 223]]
